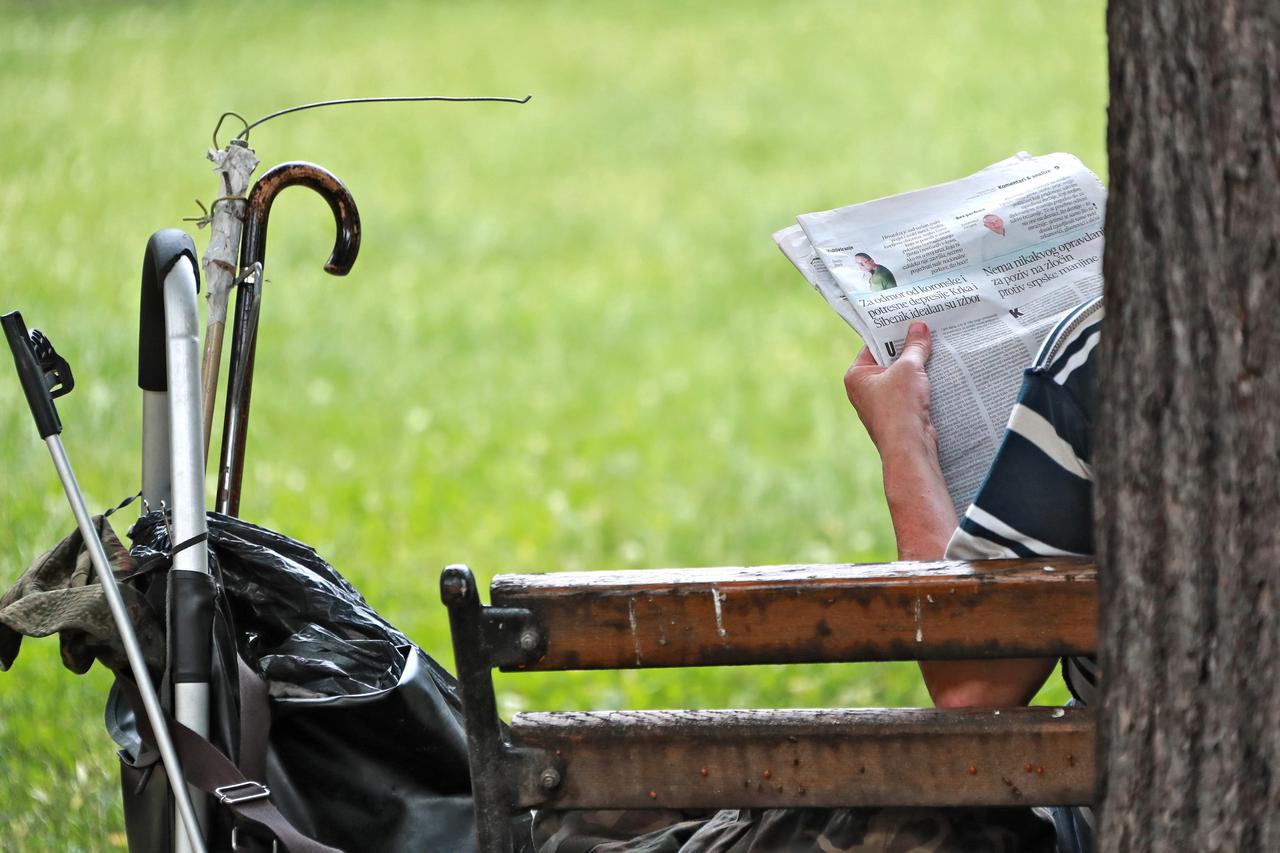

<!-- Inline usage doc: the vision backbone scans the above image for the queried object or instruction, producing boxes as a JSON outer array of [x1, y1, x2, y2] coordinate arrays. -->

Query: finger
[[852, 346, 877, 368], [896, 321, 932, 367], [845, 346, 879, 398]]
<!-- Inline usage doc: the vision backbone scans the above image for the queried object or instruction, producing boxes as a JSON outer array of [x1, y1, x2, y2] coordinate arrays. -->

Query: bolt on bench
[[440, 558, 1097, 853]]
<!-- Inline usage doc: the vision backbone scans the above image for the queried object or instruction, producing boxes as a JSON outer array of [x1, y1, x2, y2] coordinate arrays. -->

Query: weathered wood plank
[[492, 558, 1096, 670], [513, 706, 1095, 809]]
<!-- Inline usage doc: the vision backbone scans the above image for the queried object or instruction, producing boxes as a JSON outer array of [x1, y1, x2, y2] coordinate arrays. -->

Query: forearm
[[878, 428, 955, 561], [919, 658, 1057, 708]]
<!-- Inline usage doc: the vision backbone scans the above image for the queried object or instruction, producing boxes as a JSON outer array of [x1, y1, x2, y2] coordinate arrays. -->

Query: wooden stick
[[198, 142, 257, 465]]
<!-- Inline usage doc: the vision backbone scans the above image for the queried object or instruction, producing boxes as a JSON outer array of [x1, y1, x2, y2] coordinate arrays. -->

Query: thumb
[[897, 321, 932, 367]]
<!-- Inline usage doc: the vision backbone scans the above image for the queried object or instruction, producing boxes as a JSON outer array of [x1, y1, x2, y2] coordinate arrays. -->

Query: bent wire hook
[[215, 162, 361, 516]]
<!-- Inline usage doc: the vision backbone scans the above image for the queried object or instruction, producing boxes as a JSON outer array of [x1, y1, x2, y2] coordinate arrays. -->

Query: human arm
[[844, 322, 1054, 707], [842, 323, 954, 560]]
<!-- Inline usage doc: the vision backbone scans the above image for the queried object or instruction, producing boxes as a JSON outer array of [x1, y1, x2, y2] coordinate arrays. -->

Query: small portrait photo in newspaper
[[854, 252, 899, 292], [979, 211, 1034, 260]]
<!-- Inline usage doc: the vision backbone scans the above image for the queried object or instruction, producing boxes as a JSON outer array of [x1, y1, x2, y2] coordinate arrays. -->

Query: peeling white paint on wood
[[628, 599, 643, 665], [712, 589, 727, 639]]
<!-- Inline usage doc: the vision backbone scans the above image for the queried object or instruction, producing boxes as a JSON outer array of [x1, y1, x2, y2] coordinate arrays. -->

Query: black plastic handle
[[3, 310, 65, 438], [138, 229, 200, 392]]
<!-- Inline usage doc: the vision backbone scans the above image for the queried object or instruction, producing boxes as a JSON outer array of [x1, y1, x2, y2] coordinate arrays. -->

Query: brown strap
[[121, 679, 343, 853], [237, 655, 270, 782]]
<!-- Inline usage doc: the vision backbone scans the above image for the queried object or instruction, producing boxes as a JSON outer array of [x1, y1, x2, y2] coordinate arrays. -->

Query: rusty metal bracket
[[482, 607, 547, 669], [441, 564, 549, 853], [505, 745, 565, 810]]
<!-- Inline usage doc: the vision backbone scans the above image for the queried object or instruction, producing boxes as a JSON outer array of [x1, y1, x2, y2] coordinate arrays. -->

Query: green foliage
[[0, 0, 1101, 847]]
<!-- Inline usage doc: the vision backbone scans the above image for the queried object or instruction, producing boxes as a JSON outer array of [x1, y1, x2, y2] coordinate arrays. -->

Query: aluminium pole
[[161, 254, 214, 853], [139, 231, 214, 853], [3, 312, 207, 853]]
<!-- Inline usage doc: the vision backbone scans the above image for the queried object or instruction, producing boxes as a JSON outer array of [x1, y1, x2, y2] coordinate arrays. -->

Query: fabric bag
[[0, 509, 531, 851]]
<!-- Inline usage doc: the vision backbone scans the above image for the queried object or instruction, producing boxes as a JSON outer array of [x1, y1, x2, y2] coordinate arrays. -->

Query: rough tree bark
[[1098, 1, 1278, 851]]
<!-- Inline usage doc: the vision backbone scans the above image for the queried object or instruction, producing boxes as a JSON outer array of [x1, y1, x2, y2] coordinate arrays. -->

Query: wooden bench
[[440, 557, 1097, 852]]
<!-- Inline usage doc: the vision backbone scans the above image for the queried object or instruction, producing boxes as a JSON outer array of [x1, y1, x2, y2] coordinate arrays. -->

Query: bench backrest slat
[[512, 706, 1094, 809], [492, 557, 1096, 671]]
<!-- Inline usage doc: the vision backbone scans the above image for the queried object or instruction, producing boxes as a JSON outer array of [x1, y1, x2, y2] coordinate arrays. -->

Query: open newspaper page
[[776, 152, 1105, 513]]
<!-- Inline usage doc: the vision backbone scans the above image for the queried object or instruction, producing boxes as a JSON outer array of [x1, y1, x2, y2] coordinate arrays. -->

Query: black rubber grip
[[138, 229, 200, 392], [3, 311, 62, 438], [169, 570, 215, 683]]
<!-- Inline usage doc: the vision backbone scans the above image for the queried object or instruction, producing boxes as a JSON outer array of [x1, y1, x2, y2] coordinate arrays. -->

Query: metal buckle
[[215, 780, 271, 806], [231, 824, 279, 852]]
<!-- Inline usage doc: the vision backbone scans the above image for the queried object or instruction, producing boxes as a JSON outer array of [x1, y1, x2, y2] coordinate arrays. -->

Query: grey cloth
[[0, 516, 165, 676], [536, 806, 1057, 852]]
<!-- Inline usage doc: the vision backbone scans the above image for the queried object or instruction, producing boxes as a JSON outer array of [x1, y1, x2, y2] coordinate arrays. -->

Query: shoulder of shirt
[[1031, 296, 1104, 370]]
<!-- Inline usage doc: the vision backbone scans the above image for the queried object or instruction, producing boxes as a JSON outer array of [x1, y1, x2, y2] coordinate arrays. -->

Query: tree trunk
[[1097, 2, 1279, 851]]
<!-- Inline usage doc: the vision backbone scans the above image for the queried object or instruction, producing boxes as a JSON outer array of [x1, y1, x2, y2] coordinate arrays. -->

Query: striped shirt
[[943, 296, 1102, 852]]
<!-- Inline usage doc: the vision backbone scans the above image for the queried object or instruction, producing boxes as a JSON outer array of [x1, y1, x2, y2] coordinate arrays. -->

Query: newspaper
[[775, 152, 1106, 514]]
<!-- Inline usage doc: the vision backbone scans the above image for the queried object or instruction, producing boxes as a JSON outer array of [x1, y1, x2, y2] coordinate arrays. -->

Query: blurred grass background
[[0, 0, 1105, 847]]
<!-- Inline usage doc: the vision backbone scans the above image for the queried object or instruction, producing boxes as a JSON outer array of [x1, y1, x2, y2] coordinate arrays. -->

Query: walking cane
[[215, 162, 361, 516], [3, 310, 208, 853], [138, 230, 215, 853], [202, 95, 526, 495]]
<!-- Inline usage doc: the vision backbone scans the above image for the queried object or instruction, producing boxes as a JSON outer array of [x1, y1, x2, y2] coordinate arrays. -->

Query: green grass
[[0, 1, 1104, 847]]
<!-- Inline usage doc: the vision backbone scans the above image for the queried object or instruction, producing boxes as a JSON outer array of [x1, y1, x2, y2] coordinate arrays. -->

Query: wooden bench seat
[[441, 558, 1097, 852]]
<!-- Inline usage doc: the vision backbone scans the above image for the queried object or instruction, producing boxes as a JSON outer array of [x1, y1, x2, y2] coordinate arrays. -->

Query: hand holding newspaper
[[776, 152, 1105, 514]]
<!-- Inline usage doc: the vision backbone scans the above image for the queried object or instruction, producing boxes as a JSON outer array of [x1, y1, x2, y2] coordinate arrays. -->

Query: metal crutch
[[138, 229, 216, 853], [2, 310, 208, 853]]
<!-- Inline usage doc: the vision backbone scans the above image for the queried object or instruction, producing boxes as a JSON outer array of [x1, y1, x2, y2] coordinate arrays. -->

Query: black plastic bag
[[111, 511, 530, 852]]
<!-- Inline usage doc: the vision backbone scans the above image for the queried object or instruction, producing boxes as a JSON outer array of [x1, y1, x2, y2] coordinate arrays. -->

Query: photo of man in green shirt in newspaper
[[854, 252, 898, 291]]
